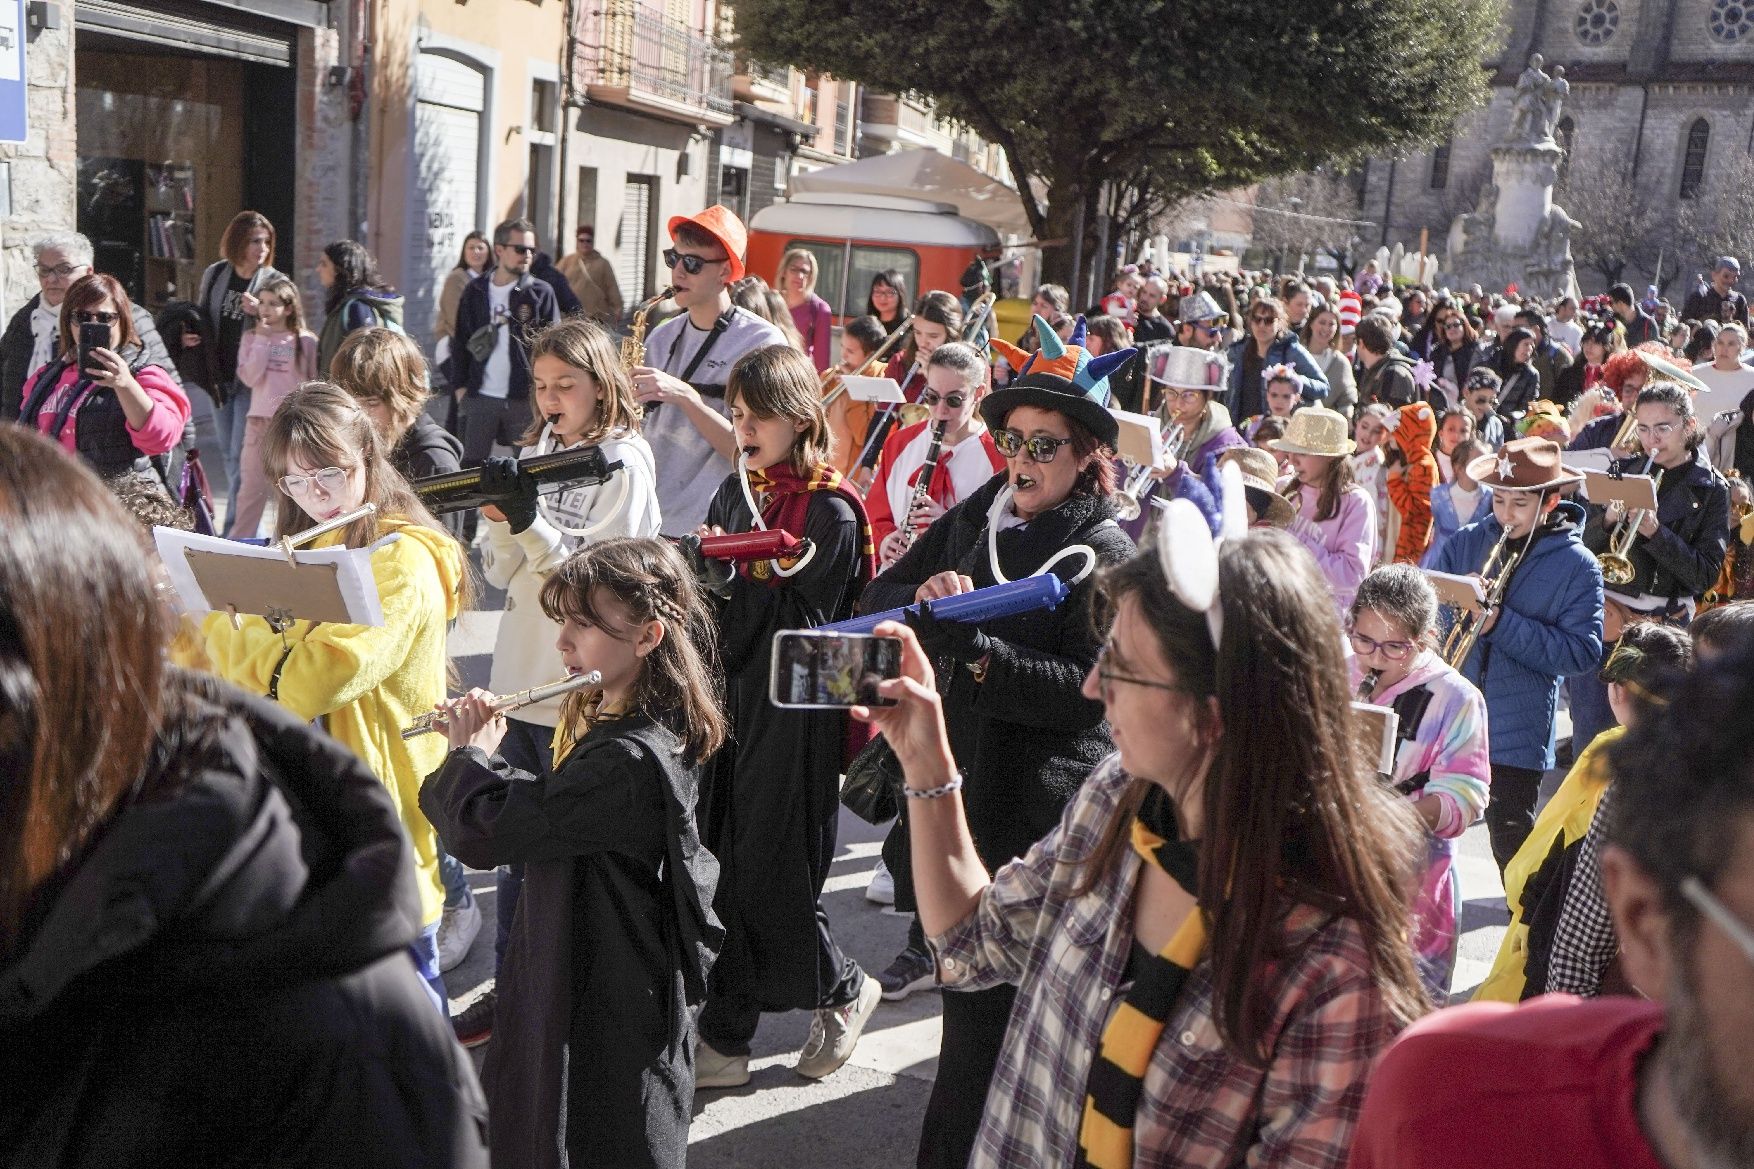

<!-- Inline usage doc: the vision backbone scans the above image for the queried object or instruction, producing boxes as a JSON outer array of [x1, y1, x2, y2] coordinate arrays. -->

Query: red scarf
[[742, 461, 877, 588]]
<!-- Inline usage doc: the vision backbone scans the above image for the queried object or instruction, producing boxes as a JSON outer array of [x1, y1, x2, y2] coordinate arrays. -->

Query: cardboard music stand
[[1352, 702, 1401, 776], [1110, 408, 1165, 468], [1581, 469, 1660, 513], [839, 375, 905, 404], [154, 527, 390, 628], [1423, 569, 1488, 612]]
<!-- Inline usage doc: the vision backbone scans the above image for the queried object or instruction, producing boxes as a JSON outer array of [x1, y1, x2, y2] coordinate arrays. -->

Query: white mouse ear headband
[[1152, 458, 1247, 649]]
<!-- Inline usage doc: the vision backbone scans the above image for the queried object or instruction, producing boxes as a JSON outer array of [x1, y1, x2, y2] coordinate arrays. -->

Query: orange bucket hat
[[666, 205, 749, 281]]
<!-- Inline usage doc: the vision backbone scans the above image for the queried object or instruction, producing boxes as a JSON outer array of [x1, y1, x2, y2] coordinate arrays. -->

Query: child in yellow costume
[[202, 382, 469, 1008], [1474, 622, 1692, 1002]]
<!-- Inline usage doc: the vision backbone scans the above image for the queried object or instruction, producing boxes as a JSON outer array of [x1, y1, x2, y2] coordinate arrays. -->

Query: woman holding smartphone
[[14, 273, 189, 486]]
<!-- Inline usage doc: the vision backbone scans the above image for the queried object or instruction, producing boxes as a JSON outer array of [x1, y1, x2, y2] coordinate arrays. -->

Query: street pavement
[[438, 581, 1531, 1167]]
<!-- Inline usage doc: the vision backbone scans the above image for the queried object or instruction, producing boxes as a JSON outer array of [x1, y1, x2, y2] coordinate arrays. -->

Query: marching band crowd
[[5, 199, 1754, 1169]]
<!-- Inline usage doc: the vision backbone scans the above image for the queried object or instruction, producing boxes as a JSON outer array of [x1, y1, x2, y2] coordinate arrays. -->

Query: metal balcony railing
[[575, 2, 733, 118]]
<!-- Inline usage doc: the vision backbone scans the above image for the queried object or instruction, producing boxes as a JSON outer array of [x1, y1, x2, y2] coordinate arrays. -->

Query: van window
[[783, 239, 921, 317], [847, 247, 920, 318]]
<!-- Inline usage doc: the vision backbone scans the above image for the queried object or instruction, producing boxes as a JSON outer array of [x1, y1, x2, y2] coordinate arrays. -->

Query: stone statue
[[1543, 66, 1569, 136], [1508, 54, 1556, 144]]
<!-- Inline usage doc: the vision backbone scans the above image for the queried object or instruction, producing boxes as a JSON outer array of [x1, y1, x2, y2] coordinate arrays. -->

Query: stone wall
[[1, 17, 76, 318], [293, 22, 356, 333]]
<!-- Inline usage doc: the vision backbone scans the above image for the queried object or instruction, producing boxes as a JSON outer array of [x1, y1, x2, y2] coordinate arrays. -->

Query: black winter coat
[[865, 473, 1134, 905], [392, 411, 465, 481], [0, 672, 488, 1169], [1582, 449, 1729, 604]]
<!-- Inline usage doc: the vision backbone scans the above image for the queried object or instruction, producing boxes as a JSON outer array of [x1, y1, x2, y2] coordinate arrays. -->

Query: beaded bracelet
[[902, 774, 964, 800]]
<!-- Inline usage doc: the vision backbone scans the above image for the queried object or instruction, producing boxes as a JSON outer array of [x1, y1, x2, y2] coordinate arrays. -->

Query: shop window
[[848, 245, 920, 318], [719, 164, 750, 222], [1681, 119, 1710, 200]]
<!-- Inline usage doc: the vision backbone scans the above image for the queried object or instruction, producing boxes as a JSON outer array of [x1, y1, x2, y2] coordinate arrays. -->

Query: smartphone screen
[[77, 321, 110, 376], [769, 631, 902, 709]]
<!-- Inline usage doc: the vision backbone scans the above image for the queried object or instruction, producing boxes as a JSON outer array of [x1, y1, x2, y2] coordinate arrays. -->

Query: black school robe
[[421, 716, 721, 1169], [701, 476, 863, 1010], [862, 473, 1134, 910]]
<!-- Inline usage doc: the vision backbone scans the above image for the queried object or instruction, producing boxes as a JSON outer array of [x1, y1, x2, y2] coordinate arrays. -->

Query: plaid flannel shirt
[[931, 754, 1409, 1169], [1544, 786, 1618, 996]]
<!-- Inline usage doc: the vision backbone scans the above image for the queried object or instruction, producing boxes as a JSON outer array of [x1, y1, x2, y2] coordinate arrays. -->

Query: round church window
[[1576, 0, 1619, 45], [1710, 0, 1754, 41]]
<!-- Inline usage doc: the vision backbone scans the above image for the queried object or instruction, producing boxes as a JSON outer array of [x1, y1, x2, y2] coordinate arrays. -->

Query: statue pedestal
[[1491, 142, 1564, 252]]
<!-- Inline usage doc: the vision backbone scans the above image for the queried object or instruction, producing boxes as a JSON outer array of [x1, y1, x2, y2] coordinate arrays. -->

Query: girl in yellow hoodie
[[202, 382, 469, 1008]]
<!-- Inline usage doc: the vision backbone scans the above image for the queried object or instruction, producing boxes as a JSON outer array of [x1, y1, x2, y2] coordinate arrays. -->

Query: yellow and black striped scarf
[[1075, 817, 1207, 1169]]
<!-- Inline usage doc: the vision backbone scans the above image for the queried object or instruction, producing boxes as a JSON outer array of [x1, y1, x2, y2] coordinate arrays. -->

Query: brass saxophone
[[621, 286, 673, 371]]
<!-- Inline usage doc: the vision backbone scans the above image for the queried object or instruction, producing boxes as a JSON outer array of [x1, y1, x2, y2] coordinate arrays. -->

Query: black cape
[[422, 715, 720, 1169], [701, 476, 863, 1010]]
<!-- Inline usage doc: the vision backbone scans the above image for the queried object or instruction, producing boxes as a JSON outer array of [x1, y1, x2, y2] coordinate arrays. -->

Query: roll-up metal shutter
[[616, 175, 655, 302], [408, 52, 486, 348], [75, 0, 321, 66]]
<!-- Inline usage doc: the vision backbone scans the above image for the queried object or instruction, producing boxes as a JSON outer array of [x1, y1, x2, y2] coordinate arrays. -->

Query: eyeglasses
[[1445, 321, 1465, 331], [74, 310, 119, 325], [919, 390, 968, 409], [502, 243, 536, 256], [1635, 421, 1680, 439], [1171, 387, 1210, 403], [1682, 876, 1754, 966], [1193, 323, 1221, 336], [992, 428, 1074, 462], [1094, 645, 1191, 701], [1347, 628, 1417, 661], [663, 247, 726, 275], [278, 466, 352, 498], [1249, 313, 1278, 325], [35, 263, 83, 280]]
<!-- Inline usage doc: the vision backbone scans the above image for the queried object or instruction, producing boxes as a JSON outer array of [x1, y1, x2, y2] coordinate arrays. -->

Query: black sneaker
[[875, 945, 935, 1001], [451, 986, 495, 1048]]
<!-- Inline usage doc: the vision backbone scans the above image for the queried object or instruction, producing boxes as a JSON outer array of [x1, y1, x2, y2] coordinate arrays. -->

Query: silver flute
[[402, 671, 602, 739], [278, 502, 378, 565]]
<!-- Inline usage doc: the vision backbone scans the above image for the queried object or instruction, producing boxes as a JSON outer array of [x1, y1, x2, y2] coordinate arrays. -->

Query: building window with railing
[[572, 1, 733, 119]]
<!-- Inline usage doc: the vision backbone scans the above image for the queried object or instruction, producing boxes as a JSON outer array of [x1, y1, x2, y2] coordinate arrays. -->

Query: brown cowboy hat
[[1218, 447, 1295, 527], [1464, 435, 1584, 491]]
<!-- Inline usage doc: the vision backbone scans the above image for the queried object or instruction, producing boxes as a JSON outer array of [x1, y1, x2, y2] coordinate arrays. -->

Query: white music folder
[[154, 527, 393, 627]]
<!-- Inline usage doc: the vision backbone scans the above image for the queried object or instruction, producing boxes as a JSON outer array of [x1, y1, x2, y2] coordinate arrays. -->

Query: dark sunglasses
[[502, 243, 536, 256], [919, 390, 968, 409], [664, 247, 726, 275], [75, 310, 119, 324], [1249, 313, 1278, 325], [992, 428, 1073, 462]]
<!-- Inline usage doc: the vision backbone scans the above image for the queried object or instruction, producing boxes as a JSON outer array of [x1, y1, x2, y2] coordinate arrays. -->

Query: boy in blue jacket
[[1432, 436, 1604, 872]]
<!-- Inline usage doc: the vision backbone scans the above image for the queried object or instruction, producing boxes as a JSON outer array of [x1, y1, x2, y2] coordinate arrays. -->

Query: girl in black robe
[[688, 345, 881, 1085], [420, 537, 728, 1169]]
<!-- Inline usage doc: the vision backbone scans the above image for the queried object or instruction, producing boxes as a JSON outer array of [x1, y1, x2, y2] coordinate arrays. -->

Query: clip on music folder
[[153, 526, 390, 631], [1109, 408, 1165, 468], [1581, 469, 1660, 513], [839, 375, 905, 403], [1422, 569, 1488, 612], [1351, 701, 1401, 777]]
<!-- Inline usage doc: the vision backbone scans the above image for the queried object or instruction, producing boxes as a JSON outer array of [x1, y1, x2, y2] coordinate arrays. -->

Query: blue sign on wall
[[0, 0, 25, 145]]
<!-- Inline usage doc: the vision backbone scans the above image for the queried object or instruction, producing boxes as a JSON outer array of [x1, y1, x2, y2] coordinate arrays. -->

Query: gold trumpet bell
[[898, 402, 932, 427], [1600, 552, 1637, 587]]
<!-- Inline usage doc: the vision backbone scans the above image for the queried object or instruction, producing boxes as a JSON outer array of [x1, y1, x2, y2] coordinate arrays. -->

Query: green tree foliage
[[734, 0, 1502, 283]]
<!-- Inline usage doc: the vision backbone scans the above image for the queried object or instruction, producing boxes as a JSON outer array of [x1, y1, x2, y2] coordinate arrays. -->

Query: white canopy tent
[[790, 148, 1035, 238]]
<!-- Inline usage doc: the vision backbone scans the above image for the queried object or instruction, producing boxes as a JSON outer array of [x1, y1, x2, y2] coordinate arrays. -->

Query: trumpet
[[1607, 408, 1641, 457], [821, 316, 913, 410], [1599, 459, 1664, 587], [1441, 527, 1524, 668], [402, 671, 603, 739], [1113, 423, 1187, 523]]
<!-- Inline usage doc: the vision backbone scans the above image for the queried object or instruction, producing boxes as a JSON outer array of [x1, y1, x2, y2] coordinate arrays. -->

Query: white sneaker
[[695, 1038, 751, 1089], [865, 859, 896, 905], [437, 898, 482, 972], [795, 972, 881, 1080]]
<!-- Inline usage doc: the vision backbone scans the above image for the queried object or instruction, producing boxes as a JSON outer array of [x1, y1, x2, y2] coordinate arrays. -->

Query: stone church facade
[[1356, 0, 1754, 291]]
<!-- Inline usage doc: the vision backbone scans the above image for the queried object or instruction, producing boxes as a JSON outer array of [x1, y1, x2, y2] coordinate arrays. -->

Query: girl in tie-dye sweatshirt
[[1348, 565, 1492, 997]]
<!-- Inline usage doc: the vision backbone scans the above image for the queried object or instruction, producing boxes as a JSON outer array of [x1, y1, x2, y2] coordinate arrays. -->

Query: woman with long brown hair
[[0, 424, 486, 1167], [200, 382, 470, 1008], [859, 527, 1428, 1169], [196, 209, 281, 523]]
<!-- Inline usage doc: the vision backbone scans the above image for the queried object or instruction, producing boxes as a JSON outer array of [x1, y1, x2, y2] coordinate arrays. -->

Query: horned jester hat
[[985, 315, 1136, 448]]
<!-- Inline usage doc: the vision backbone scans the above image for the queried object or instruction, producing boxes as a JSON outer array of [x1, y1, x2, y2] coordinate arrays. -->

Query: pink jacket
[[237, 329, 318, 419], [27, 360, 189, 458], [1283, 480, 1378, 616]]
